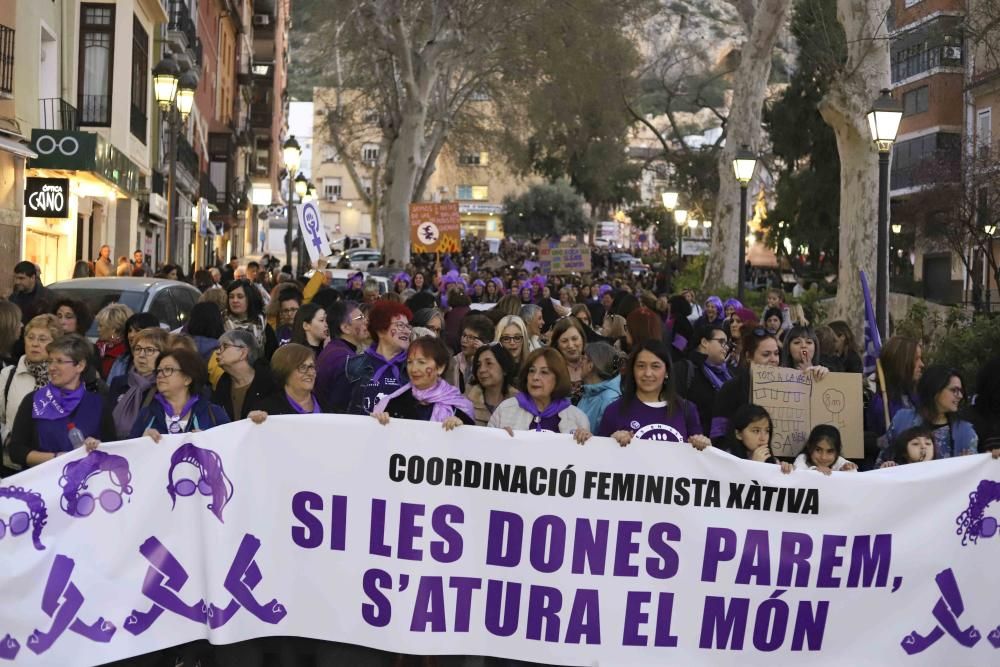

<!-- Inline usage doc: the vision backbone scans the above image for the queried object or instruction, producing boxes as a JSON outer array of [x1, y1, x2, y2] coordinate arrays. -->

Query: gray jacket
[[487, 396, 590, 434]]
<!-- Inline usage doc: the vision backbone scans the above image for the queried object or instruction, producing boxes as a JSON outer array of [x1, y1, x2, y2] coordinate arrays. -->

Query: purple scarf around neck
[[515, 391, 570, 431], [375, 380, 474, 423], [702, 359, 732, 391], [154, 393, 199, 433], [286, 392, 320, 414], [32, 383, 85, 420], [367, 345, 408, 384]]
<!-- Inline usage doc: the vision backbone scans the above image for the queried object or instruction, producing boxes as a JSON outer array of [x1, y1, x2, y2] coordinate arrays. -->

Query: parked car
[[329, 249, 383, 270], [49, 277, 202, 338], [303, 269, 391, 295]]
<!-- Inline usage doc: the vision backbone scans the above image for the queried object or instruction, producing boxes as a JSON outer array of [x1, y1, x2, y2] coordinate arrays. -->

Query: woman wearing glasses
[[882, 365, 978, 461], [247, 344, 331, 420], [345, 301, 413, 415], [108, 327, 168, 439], [9, 334, 115, 468], [444, 314, 494, 392], [493, 315, 530, 374], [213, 330, 276, 420], [130, 346, 229, 440]]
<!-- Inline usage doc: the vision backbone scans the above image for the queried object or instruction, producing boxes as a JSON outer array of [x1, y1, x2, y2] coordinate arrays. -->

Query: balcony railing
[[38, 98, 78, 130], [168, 0, 198, 49], [176, 134, 199, 177], [0, 25, 13, 97], [249, 99, 272, 129], [78, 94, 111, 126]]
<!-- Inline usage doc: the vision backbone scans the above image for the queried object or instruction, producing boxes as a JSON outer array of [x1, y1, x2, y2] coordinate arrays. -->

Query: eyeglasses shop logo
[[25, 177, 70, 219]]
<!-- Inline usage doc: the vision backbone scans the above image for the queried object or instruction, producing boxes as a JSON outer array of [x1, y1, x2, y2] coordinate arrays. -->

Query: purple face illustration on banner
[[166, 443, 233, 523], [59, 451, 134, 518], [0, 485, 48, 551], [955, 479, 1000, 546]]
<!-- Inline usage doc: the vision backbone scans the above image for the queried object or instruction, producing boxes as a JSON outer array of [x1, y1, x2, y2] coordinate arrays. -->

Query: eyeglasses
[[390, 323, 412, 333], [280, 307, 300, 315], [74, 489, 124, 516], [500, 335, 523, 344], [133, 345, 159, 357], [26, 334, 53, 344], [49, 358, 78, 366], [977, 516, 998, 538], [0, 512, 30, 539], [352, 313, 368, 322], [175, 478, 212, 497], [297, 363, 317, 375], [218, 342, 246, 353], [155, 367, 181, 378], [711, 337, 728, 344], [947, 386, 964, 396], [461, 334, 484, 344]]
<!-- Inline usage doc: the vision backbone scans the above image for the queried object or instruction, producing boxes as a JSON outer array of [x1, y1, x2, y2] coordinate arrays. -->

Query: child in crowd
[[880, 426, 937, 468], [727, 404, 792, 474], [795, 424, 858, 474], [762, 289, 792, 332]]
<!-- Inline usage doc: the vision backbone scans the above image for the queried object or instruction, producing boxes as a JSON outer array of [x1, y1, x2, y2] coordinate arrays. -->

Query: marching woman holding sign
[[9, 334, 114, 467], [371, 336, 475, 428], [710, 328, 781, 447], [129, 347, 229, 440], [488, 347, 591, 443], [598, 339, 709, 450]]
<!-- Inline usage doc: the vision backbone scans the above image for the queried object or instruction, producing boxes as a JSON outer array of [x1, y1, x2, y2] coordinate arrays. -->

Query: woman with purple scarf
[[683, 324, 733, 434], [247, 344, 331, 422], [9, 334, 114, 468], [344, 301, 413, 415], [488, 348, 591, 443], [109, 327, 168, 439], [372, 336, 474, 429]]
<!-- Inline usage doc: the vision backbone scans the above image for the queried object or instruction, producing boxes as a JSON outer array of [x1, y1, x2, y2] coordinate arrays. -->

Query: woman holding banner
[[598, 339, 709, 449], [343, 301, 413, 415], [465, 343, 519, 426], [247, 343, 331, 419], [488, 347, 591, 443]]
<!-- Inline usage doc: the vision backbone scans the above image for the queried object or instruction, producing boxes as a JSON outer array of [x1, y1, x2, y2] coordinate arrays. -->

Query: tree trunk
[[382, 100, 429, 263], [818, 0, 891, 339], [703, 0, 791, 291]]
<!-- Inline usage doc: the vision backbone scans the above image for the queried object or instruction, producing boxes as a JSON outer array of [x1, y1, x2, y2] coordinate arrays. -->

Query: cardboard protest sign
[[539, 242, 591, 274], [750, 364, 864, 458], [409, 202, 461, 254]]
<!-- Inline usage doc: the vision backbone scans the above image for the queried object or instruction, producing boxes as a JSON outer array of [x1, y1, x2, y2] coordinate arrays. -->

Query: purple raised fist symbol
[[125, 533, 286, 635], [901, 569, 980, 655], [990, 627, 1000, 649], [26, 555, 115, 655], [59, 450, 133, 518], [0, 634, 19, 660]]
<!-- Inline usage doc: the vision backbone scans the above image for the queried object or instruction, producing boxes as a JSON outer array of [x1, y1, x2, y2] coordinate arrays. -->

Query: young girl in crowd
[[880, 426, 937, 468], [727, 404, 792, 473], [795, 424, 858, 474]]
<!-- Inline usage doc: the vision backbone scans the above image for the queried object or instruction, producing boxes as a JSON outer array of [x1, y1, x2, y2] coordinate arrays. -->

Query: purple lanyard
[[155, 394, 199, 433]]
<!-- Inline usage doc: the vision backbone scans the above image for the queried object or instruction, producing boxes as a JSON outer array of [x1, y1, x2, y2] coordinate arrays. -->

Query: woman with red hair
[[343, 301, 413, 414]]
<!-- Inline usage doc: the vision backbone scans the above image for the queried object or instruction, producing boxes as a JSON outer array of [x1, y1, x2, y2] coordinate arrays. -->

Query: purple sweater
[[598, 397, 702, 443], [315, 338, 356, 409]]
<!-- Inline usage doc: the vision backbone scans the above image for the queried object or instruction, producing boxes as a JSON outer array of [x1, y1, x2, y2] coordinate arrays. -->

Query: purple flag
[[860, 270, 881, 376]]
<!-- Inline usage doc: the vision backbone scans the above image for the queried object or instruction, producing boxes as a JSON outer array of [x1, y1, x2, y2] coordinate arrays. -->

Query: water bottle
[[67, 423, 86, 449]]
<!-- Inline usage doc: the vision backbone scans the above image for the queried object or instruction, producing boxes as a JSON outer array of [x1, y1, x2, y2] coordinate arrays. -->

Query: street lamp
[[891, 224, 902, 235], [282, 137, 302, 268], [661, 190, 679, 211], [732, 144, 757, 301], [152, 54, 198, 267], [674, 208, 688, 257], [867, 88, 903, 337]]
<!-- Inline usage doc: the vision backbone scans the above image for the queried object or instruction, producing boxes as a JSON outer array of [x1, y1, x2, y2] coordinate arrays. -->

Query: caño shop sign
[[24, 177, 70, 219]]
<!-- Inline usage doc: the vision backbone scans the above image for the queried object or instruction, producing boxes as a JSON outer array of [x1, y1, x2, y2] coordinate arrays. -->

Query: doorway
[[25, 228, 63, 283]]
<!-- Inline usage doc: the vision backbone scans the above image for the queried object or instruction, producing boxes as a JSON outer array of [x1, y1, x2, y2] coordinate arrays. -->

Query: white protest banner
[[1, 416, 999, 665], [296, 200, 327, 263]]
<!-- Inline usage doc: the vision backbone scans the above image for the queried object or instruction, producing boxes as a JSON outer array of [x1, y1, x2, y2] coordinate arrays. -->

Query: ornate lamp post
[[732, 145, 758, 301], [867, 89, 903, 336]]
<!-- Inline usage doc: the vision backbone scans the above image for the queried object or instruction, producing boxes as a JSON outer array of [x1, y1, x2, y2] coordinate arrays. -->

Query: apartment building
[[889, 0, 966, 303]]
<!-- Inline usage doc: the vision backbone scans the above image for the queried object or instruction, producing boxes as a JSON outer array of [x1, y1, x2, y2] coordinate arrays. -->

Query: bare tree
[[817, 0, 891, 336], [703, 0, 792, 290]]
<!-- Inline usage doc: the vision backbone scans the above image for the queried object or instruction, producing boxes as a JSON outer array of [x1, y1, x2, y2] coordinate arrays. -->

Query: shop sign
[[24, 177, 70, 219]]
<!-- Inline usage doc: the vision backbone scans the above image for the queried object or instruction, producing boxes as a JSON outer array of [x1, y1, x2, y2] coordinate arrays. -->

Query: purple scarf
[[154, 393, 199, 433], [112, 368, 156, 437], [286, 392, 320, 414], [375, 380, 474, 423], [32, 383, 85, 420], [515, 391, 571, 431], [367, 346, 409, 384], [702, 360, 732, 391]]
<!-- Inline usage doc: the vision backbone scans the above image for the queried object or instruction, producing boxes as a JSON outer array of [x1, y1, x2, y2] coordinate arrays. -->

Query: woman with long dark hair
[[711, 327, 781, 447], [598, 339, 709, 449], [883, 365, 978, 461], [827, 320, 863, 374], [465, 343, 519, 426], [289, 303, 329, 357], [224, 278, 277, 361], [867, 335, 924, 436]]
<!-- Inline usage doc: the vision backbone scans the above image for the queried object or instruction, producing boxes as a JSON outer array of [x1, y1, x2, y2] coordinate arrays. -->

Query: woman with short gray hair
[[212, 329, 275, 420]]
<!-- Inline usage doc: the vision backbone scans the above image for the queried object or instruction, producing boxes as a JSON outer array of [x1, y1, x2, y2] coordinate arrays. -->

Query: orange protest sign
[[409, 202, 461, 253]]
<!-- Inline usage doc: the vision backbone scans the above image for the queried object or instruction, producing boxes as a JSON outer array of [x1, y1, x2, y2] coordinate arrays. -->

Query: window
[[323, 177, 342, 201], [361, 143, 379, 163], [459, 151, 489, 166], [130, 16, 149, 142], [457, 185, 489, 200], [78, 4, 116, 126], [902, 86, 928, 117], [978, 109, 992, 160], [361, 178, 372, 196]]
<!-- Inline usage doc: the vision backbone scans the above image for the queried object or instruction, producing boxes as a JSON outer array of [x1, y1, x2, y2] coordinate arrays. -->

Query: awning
[[0, 136, 38, 160]]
